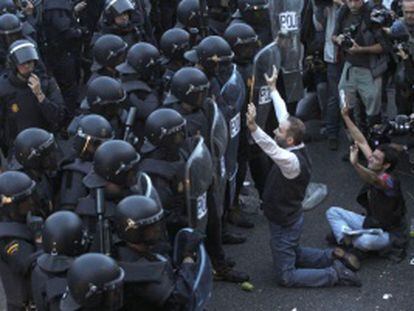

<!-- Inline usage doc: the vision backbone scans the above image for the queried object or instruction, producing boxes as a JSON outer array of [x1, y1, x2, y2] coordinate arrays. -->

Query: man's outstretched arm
[[341, 96, 372, 159]]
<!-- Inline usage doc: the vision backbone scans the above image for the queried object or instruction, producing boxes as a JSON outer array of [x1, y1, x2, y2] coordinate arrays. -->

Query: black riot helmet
[[103, 0, 134, 25], [224, 23, 259, 62], [91, 34, 128, 72], [0, 171, 35, 222], [164, 67, 209, 108], [114, 195, 164, 245], [145, 108, 187, 147], [84, 140, 140, 188], [0, 0, 17, 15], [184, 35, 234, 75], [116, 42, 161, 81], [14, 128, 59, 172], [83, 76, 127, 118], [42, 211, 88, 257], [176, 0, 207, 32], [0, 13, 23, 48], [8, 39, 39, 70], [61, 253, 124, 310], [73, 114, 115, 161], [237, 0, 269, 25], [160, 28, 190, 62]]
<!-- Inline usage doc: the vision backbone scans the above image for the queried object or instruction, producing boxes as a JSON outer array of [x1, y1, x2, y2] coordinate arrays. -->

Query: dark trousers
[[326, 62, 342, 138], [47, 52, 80, 115]]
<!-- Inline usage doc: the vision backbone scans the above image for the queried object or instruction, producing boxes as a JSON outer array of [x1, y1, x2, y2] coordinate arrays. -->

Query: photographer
[[326, 99, 409, 262], [333, 0, 389, 127], [390, 0, 414, 115]]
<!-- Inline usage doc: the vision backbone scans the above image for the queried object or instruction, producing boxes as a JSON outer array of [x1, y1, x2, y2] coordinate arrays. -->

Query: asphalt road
[[209, 129, 414, 311]]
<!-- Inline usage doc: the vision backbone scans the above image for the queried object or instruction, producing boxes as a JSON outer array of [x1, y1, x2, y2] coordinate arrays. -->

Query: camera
[[370, 8, 394, 27], [389, 115, 414, 135], [389, 20, 411, 55], [341, 24, 359, 49], [368, 115, 414, 148]]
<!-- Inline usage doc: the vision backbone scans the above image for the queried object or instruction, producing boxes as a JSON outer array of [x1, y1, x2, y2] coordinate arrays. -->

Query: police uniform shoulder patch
[[11, 103, 19, 113], [5, 241, 19, 256]]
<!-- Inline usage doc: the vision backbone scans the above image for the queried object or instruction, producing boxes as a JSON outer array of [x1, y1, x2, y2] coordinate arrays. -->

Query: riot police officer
[[31, 211, 89, 311], [43, 0, 86, 114], [73, 76, 128, 138], [88, 34, 128, 83], [0, 39, 66, 155], [0, 13, 46, 75], [0, 171, 42, 310], [94, 0, 155, 48], [176, 0, 210, 46], [60, 253, 125, 311], [163, 66, 211, 139], [0, 0, 38, 41], [155, 94, 250, 282], [0, 13, 24, 72], [140, 108, 192, 237], [159, 27, 190, 93], [116, 42, 162, 145], [113, 195, 209, 310], [207, 0, 238, 35], [186, 35, 248, 235], [12, 127, 61, 217], [223, 22, 260, 228], [60, 114, 114, 210], [76, 139, 163, 254], [231, 0, 272, 46]]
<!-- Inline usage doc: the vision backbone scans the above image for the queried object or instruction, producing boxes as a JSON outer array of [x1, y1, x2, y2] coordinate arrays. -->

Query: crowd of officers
[[0, 0, 270, 310], [0, 0, 413, 310]]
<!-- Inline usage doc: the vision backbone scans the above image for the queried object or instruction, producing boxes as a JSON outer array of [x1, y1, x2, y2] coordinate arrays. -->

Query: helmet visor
[[106, 0, 134, 15], [9, 41, 39, 65]]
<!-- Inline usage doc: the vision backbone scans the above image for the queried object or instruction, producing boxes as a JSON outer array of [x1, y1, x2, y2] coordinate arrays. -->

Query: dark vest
[[262, 147, 311, 226], [357, 177, 407, 232], [357, 176, 409, 260]]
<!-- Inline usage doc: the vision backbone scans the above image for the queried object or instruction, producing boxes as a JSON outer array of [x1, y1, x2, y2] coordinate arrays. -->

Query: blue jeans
[[326, 207, 391, 251], [268, 215, 338, 287]]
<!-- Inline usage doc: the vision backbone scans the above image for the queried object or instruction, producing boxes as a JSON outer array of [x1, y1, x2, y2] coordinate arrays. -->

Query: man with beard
[[0, 40, 66, 156], [246, 69, 362, 288]]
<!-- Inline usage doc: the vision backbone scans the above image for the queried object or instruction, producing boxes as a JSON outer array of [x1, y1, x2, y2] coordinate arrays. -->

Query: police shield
[[220, 65, 245, 209], [250, 41, 281, 128], [209, 101, 229, 217], [185, 137, 213, 230], [173, 228, 213, 311], [130, 172, 164, 210], [269, 0, 305, 103]]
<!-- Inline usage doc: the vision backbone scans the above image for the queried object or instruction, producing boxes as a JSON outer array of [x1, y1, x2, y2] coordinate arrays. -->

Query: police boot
[[214, 265, 250, 283], [332, 260, 362, 287], [332, 247, 361, 272], [227, 206, 254, 229]]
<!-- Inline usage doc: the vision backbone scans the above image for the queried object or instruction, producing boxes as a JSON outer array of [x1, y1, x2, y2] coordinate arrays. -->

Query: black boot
[[227, 206, 255, 229], [214, 265, 250, 283], [333, 260, 362, 287]]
